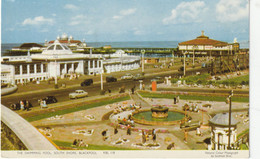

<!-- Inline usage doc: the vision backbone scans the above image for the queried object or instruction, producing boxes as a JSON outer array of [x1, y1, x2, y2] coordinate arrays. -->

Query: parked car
[[133, 73, 144, 81], [69, 90, 88, 99], [121, 73, 133, 80], [151, 76, 164, 83], [41, 96, 58, 104], [106, 76, 117, 82], [81, 79, 93, 86]]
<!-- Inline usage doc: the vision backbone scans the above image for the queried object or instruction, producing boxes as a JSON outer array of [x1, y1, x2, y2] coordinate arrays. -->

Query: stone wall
[[1, 122, 27, 150]]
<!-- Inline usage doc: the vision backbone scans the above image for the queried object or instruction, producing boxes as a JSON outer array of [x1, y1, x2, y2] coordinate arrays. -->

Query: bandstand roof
[[209, 113, 238, 127], [178, 31, 228, 46]]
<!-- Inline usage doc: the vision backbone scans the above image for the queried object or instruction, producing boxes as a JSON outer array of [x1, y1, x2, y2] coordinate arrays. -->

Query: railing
[[1, 105, 57, 150]]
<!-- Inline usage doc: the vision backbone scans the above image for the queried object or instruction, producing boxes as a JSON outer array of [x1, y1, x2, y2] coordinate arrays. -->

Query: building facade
[[1, 41, 140, 84], [178, 31, 239, 56], [209, 113, 238, 150]]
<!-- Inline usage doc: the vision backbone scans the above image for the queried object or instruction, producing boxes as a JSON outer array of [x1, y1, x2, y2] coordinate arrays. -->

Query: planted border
[[53, 140, 137, 150], [25, 95, 130, 122], [138, 91, 249, 103]]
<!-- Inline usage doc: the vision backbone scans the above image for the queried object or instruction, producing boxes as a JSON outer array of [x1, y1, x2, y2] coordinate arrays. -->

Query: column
[[34, 64, 37, 74], [64, 63, 67, 74], [72, 63, 74, 72], [20, 65, 23, 75], [93, 60, 95, 69], [27, 64, 30, 74], [101, 60, 103, 73], [41, 64, 43, 73]]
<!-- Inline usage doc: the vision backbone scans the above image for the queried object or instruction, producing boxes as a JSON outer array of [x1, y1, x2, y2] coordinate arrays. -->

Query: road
[[1, 67, 207, 108]]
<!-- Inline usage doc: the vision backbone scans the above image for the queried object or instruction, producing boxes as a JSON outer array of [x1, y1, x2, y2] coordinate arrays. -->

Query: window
[[15, 65, 20, 75], [56, 45, 63, 50], [37, 64, 41, 73], [48, 45, 55, 50], [30, 64, 34, 73], [43, 64, 47, 72], [22, 65, 27, 74]]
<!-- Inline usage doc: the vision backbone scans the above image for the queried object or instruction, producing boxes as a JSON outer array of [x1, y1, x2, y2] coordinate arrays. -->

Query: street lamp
[[192, 45, 198, 67], [227, 90, 234, 150], [182, 51, 188, 77], [141, 49, 145, 73], [101, 56, 104, 90], [54, 54, 58, 85], [172, 50, 175, 65]]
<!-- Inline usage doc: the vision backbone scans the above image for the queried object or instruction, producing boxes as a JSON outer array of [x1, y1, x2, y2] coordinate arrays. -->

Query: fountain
[[151, 106, 169, 118], [132, 105, 185, 126]]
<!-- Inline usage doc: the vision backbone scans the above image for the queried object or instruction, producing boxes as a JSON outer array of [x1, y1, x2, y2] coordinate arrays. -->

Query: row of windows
[[14, 64, 47, 75]]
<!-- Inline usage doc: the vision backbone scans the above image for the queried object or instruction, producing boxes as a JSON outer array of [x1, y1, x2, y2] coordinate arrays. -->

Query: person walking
[[114, 125, 118, 135], [20, 101, 24, 110], [174, 97, 177, 104], [126, 125, 131, 135], [142, 130, 146, 144], [25, 100, 30, 111], [102, 129, 108, 141], [152, 129, 156, 142]]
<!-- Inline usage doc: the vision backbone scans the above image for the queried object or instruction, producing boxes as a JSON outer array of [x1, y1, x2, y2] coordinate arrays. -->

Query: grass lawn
[[53, 140, 137, 150], [237, 129, 249, 139], [25, 96, 130, 122], [138, 92, 249, 103], [216, 75, 249, 86]]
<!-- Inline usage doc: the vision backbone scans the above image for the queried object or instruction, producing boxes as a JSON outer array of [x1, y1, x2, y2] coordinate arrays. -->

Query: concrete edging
[[1, 105, 57, 150]]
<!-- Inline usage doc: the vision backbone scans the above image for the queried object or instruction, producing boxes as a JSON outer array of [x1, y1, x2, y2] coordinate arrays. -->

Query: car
[[121, 73, 133, 80], [106, 76, 117, 82], [69, 90, 88, 99], [41, 96, 57, 104], [81, 79, 93, 86], [133, 73, 144, 81], [151, 76, 164, 83]]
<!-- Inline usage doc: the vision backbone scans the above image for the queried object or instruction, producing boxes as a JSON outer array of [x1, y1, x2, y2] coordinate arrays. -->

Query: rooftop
[[209, 113, 239, 127]]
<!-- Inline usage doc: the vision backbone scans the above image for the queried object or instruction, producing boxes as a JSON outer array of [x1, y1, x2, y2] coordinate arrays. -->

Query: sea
[[1, 40, 249, 56]]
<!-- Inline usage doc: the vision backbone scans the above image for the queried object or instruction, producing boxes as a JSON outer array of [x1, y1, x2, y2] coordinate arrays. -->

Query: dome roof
[[209, 113, 238, 127], [61, 33, 68, 40], [42, 40, 72, 55]]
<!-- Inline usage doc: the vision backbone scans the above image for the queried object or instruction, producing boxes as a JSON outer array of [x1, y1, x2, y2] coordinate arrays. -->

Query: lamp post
[[192, 45, 198, 67], [183, 51, 188, 77], [227, 90, 234, 150], [54, 54, 58, 85], [172, 50, 175, 65], [101, 56, 104, 90], [141, 49, 145, 73]]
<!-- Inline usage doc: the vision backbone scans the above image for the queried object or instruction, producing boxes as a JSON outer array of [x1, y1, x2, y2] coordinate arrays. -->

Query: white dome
[[69, 35, 73, 40], [42, 40, 72, 55], [57, 36, 60, 40], [61, 33, 68, 40]]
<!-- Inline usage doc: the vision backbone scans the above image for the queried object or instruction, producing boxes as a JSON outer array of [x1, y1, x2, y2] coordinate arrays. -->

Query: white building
[[178, 31, 239, 56], [209, 113, 239, 150], [1, 41, 140, 84]]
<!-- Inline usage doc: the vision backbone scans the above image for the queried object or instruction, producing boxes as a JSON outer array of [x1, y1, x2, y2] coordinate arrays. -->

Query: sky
[[1, 0, 249, 43]]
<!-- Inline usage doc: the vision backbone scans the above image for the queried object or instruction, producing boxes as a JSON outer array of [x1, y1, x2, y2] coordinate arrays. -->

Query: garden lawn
[[138, 92, 249, 103], [53, 140, 137, 150], [216, 75, 249, 86], [25, 96, 130, 122]]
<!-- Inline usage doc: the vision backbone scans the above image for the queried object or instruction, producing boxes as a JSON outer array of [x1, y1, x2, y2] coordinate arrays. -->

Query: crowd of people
[[72, 139, 88, 147], [113, 103, 141, 115], [142, 129, 157, 144], [10, 100, 32, 111]]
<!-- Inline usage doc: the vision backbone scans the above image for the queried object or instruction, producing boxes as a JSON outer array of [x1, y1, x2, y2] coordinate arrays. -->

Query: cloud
[[113, 8, 136, 20], [216, 0, 249, 23], [68, 14, 89, 26], [86, 30, 94, 35], [52, 13, 56, 17], [133, 27, 144, 35], [64, 4, 78, 10], [22, 16, 54, 26], [163, 1, 208, 25], [120, 8, 136, 16], [6, 0, 15, 2]]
